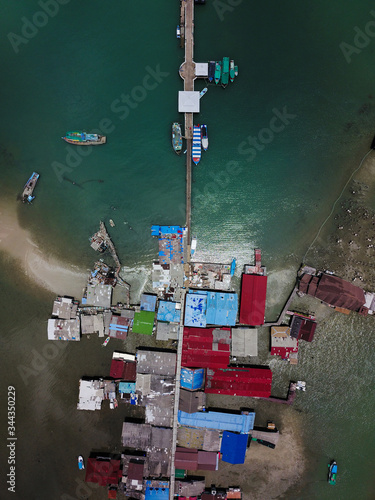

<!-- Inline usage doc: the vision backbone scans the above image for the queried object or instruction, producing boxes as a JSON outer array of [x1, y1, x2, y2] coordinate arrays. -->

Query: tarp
[[220, 432, 248, 464]]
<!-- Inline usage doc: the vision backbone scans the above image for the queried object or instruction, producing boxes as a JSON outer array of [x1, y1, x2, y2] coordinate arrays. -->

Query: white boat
[[191, 237, 197, 255], [200, 124, 208, 151], [102, 337, 110, 347], [78, 456, 85, 470], [109, 219, 115, 227], [176, 25, 181, 38]]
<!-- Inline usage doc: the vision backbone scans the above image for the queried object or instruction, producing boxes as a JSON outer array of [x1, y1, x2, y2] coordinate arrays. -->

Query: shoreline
[[0, 201, 87, 298]]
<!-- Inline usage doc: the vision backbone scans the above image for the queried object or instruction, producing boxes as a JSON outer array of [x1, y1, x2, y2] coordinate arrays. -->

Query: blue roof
[[140, 294, 157, 312], [118, 382, 136, 393], [184, 293, 207, 327], [180, 367, 205, 390], [178, 410, 255, 433], [185, 290, 238, 327], [151, 225, 184, 237], [220, 432, 248, 464], [145, 481, 169, 500], [157, 301, 181, 323]]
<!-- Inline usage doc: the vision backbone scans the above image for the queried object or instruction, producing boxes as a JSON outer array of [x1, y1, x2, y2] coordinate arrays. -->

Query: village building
[[205, 367, 272, 398], [47, 317, 80, 341], [85, 454, 122, 487], [270, 326, 299, 364], [180, 368, 205, 391], [51, 296, 78, 319], [178, 410, 255, 434], [231, 327, 258, 357], [184, 290, 238, 328], [181, 327, 231, 369]]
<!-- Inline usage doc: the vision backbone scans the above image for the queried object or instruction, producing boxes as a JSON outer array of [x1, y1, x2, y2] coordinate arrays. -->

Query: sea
[[1, 1, 375, 498]]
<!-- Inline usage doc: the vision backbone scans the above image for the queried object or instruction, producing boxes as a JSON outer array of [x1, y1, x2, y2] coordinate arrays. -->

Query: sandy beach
[[0, 201, 87, 297]]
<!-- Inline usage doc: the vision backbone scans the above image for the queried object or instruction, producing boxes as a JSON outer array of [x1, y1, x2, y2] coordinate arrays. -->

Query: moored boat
[[78, 456, 85, 470], [199, 87, 208, 99], [192, 125, 201, 164], [214, 61, 222, 85], [172, 122, 183, 154], [191, 236, 197, 256], [208, 61, 215, 82], [176, 25, 181, 38], [328, 461, 337, 485], [230, 60, 235, 83], [22, 172, 40, 203], [200, 124, 208, 151], [234, 65, 238, 77], [221, 57, 230, 88], [62, 131, 106, 146]]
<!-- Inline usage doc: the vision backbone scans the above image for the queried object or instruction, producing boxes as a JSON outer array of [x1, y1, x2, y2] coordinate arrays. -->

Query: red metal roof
[[239, 274, 267, 326], [128, 461, 144, 481], [110, 360, 125, 379], [205, 367, 272, 397], [85, 458, 122, 486], [182, 327, 231, 369], [109, 360, 136, 380], [298, 319, 317, 342], [175, 447, 198, 470]]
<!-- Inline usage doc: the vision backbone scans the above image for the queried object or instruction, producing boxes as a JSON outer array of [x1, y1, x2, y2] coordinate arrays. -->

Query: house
[[85, 454, 122, 486], [182, 327, 231, 369], [239, 274, 267, 326], [231, 327, 258, 357], [205, 367, 272, 398], [271, 326, 298, 364], [184, 291, 238, 328], [136, 349, 177, 376], [178, 410, 255, 434]]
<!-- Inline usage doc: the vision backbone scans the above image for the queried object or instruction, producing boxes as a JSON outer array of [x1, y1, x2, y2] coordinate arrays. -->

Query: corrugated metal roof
[[178, 410, 254, 433], [157, 301, 181, 323], [180, 368, 205, 391], [239, 274, 267, 326], [132, 311, 155, 335], [182, 327, 231, 369], [220, 432, 248, 464], [141, 294, 157, 312], [179, 389, 206, 413], [205, 367, 272, 398], [137, 350, 177, 376], [231, 328, 258, 357]]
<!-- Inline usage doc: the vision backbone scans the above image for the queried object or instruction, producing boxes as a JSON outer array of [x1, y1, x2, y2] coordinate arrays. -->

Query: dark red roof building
[[85, 456, 122, 486], [205, 367, 272, 397], [174, 448, 218, 471], [298, 273, 365, 312], [109, 359, 137, 380], [239, 274, 267, 326], [290, 314, 317, 342], [181, 327, 231, 369]]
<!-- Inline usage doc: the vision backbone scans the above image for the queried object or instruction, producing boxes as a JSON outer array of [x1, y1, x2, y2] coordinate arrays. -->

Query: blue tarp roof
[[157, 301, 181, 323], [141, 294, 157, 312], [178, 410, 255, 433], [185, 290, 238, 327], [220, 431, 248, 464], [151, 225, 184, 237], [180, 367, 205, 390]]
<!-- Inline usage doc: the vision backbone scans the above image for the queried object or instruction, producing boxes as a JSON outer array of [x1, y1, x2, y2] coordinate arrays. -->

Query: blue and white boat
[[22, 172, 39, 203], [78, 456, 85, 470], [176, 25, 181, 38], [192, 125, 201, 164], [199, 87, 208, 99]]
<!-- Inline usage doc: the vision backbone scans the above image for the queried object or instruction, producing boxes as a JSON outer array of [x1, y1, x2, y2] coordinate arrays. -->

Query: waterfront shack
[[85, 453, 122, 487], [182, 327, 231, 368], [205, 367, 272, 398], [47, 318, 80, 341], [270, 326, 299, 364], [51, 296, 78, 319]]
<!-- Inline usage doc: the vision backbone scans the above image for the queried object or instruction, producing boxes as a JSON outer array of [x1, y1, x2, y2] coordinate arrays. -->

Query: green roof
[[132, 311, 155, 335]]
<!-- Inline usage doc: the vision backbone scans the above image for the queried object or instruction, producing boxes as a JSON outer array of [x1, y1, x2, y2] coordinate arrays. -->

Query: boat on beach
[[208, 61, 215, 82], [78, 456, 85, 470], [172, 122, 183, 154], [230, 59, 235, 83], [62, 131, 106, 145], [328, 461, 337, 485], [214, 61, 222, 85], [22, 172, 39, 203], [221, 57, 230, 88], [192, 125, 201, 164], [200, 124, 208, 151]]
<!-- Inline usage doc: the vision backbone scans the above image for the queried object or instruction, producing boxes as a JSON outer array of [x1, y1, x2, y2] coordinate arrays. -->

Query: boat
[[176, 25, 181, 38], [192, 125, 201, 165], [22, 172, 40, 203], [109, 219, 115, 227], [234, 65, 238, 77], [328, 461, 337, 485], [62, 131, 106, 146], [172, 122, 183, 154], [230, 258, 236, 277], [102, 337, 110, 347], [200, 124, 208, 151], [221, 57, 230, 88], [78, 456, 85, 470], [230, 59, 235, 83], [199, 87, 208, 99], [191, 236, 197, 255], [214, 61, 222, 85], [208, 61, 216, 82]]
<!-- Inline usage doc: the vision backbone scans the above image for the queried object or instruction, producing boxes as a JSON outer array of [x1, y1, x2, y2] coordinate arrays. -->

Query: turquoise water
[[1, 1, 375, 498]]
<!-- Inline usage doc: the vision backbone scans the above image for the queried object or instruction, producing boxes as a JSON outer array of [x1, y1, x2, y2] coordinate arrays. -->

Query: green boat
[[214, 61, 222, 85], [328, 461, 337, 485], [62, 131, 106, 145], [221, 57, 230, 88], [172, 122, 183, 154], [230, 60, 235, 83]]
